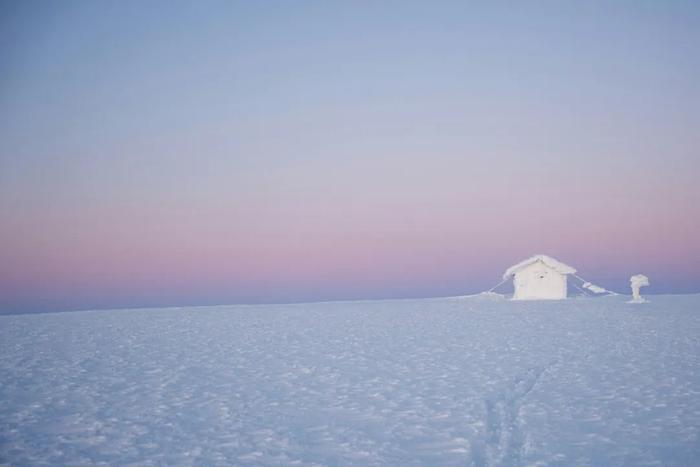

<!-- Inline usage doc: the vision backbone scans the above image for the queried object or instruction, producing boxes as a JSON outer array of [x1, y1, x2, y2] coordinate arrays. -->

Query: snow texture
[[503, 255, 577, 280], [1, 295, 699, 466]]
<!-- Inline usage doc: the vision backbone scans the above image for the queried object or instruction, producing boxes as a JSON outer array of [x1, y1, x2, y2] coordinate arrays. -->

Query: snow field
[[1, 295, 699, 465]]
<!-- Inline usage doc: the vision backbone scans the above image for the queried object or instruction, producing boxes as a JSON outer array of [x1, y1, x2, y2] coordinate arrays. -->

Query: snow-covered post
[[629, 274, 649, 303]]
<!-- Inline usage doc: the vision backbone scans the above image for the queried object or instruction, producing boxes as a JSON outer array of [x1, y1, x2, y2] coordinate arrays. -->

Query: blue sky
[[1, 1, 699, 313]]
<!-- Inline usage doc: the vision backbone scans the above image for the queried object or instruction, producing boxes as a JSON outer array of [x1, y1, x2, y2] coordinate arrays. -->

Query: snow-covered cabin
[[503, 255, 576, 300]]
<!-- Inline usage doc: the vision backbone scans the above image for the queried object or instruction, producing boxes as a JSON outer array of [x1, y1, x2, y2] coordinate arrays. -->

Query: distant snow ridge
[[1, 295, 699, 465]]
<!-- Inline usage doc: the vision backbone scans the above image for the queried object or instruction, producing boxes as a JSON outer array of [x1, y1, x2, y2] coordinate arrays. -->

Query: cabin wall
[[513, 262, 567, 300]]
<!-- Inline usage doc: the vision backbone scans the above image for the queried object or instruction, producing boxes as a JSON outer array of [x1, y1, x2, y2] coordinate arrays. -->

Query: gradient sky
[[1, 1, 699, 314]]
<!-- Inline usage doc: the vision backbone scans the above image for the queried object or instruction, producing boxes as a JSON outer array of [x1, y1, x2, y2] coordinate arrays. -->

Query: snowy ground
[[1, 295, 699, 466]]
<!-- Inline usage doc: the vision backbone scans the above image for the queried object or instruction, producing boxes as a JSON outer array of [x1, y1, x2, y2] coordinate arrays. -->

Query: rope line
[[486, 278, 509, 293], [571, 281, 591, 296], [481, 273, 623, 296], [572, 273, 621, 296]]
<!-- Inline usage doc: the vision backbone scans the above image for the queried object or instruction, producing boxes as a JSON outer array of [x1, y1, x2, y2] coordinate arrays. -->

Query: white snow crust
[[1, 295, 699, 466], [630, 275, 651, 303], [631, 274, 650, 288], [582, 282, 607, 294], [503, 255, 577, 280]]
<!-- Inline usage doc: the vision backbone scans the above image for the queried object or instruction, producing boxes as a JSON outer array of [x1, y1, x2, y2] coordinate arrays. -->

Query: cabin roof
[[503, 254, 577, 280]]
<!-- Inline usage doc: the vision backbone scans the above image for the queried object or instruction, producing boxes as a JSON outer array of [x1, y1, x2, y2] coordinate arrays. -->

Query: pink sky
[[1, 2, 699, 313]]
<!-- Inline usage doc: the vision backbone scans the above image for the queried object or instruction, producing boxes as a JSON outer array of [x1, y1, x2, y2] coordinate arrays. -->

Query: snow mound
[[453, 291, 507, 301], [582, 282, 608, 294], [473, 291, 507, 301]]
